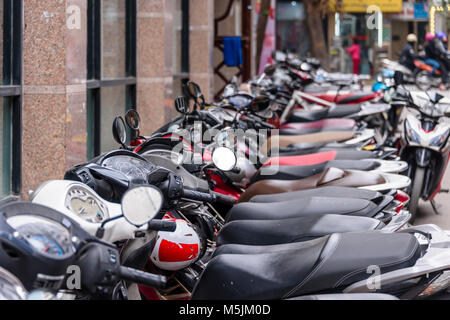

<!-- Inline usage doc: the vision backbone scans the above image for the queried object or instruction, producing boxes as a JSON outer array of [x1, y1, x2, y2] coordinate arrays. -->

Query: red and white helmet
[[150, 219, 202, 271]]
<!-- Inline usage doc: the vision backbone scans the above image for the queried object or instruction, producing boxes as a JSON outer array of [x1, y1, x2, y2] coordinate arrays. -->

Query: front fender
[[416, 148, 432, 168]]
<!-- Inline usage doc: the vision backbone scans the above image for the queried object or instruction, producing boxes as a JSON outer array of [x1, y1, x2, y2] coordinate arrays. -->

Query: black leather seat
[[337, 93, 374, 104], [287, 104, 362, 123], [226, 197, 381, 222], [250, 186, 385, 203], [250, 161, 380, 184], [192, 232, 421, 300], [216, 215, 383, 246], [280, 126, 354, 136], [327, 104, 362, 118]]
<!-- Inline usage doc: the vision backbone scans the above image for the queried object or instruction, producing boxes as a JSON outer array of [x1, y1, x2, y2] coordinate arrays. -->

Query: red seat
[[281, 118, 356, 130], [263, 150, 338, 167]]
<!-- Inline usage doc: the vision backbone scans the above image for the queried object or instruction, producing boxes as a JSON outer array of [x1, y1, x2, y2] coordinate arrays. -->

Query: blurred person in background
[[346, 37, 361, 75]]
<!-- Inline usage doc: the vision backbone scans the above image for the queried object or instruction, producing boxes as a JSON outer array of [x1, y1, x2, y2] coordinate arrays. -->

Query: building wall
[[16, 0, 216, 196]]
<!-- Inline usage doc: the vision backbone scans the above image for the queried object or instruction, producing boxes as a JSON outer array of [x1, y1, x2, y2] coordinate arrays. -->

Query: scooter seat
[[263, 131, 355, 154], [263, 151, 338, 167], [238, 168, 386, 203], [278, 148, 377, 160], [191, 232, 421, 300], [216, 215, 383, 246], [280, 119, 356, 135], [288, 105, 362, 123], [251, 160, 380, 183], [336, 92, 377, 104], [250, 186, 385, 203], [280, 126, 354, 136], [226, 197, 381, 222]]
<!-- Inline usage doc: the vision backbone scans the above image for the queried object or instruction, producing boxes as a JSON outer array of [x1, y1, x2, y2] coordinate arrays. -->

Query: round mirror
[[187, 82, 202, 99], [122, 186, 164, 227], [300, 62, 311, 72], [0, 267, 28, 300], [174, 97, 189, 114], [212, 147, 237, 172], [125, 110, 141, 131], [264, 65, 276, 76], [250, 96, 271, 113], [112, 117, 127, 146], [394, 71, 404, 86]]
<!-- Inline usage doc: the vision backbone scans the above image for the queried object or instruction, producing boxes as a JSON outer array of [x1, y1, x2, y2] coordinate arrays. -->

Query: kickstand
[[430, 200, 441, 215]]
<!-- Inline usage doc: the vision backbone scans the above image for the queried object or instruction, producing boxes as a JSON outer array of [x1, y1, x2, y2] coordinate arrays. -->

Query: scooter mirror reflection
[[187, 81, 203, 99], [212, 147, 237, 172], [250, 96, 271, 113], [125, 110, 141, 131], [263, 65, 276, 76], [112, 116, 128, 147], [394, 71, 404, 86], [174, 96, 189, 115], [121, 186, 164, 227]]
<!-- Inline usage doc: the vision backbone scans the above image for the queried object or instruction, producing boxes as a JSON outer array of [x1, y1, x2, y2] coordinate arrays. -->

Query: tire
[[414, 70, 433, 91], [409, 167, 426, 224]]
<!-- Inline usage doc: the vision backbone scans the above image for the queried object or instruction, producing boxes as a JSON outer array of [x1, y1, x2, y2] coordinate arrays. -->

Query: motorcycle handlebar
[[119, 266, 167, 289], [211, 191, 237, 206], [148, 220, 177, 232], [182, 189, 236, 206]]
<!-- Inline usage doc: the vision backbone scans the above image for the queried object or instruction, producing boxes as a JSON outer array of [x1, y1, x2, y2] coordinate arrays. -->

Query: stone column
[[22, 0, 87, 195], [136, 0, 174, 135], [189, 0, 215, 101]]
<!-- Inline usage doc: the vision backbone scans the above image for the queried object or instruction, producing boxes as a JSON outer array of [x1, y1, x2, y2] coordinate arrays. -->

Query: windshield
[[410, 92, 449, 118]]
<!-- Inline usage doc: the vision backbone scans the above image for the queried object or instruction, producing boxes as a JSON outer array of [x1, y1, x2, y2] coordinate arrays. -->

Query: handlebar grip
[[182, 189, 214, 203], [211, 192, 237, 206], [148, 220, 177, 232], [119, 266, 167, 289]]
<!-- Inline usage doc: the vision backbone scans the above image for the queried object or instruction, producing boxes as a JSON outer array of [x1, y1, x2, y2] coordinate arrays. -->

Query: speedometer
[[65, 186, 109, 223], [0, 268, 27, 300], [102, 155, 155, 180], [7, 216, 74, 257]]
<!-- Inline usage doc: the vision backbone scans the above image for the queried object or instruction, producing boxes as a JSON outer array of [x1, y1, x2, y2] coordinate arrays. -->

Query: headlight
[[430, 129, 450, 148], [376, 74, 383, 83], [65, 186, 109, 223], [405, 120, 421, 144]]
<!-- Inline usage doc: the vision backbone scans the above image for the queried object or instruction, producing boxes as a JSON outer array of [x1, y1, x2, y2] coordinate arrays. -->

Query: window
[[276, 0, 310, 57], [172, 0, 190, 98], [87, 0, 136, 158], [0, 0, 22, 196]]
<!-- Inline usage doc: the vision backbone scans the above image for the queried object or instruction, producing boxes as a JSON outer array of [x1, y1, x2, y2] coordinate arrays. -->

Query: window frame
[[173, 0, 190, 96], [86, 0, 137, 158], [0, 0, 22, 197]]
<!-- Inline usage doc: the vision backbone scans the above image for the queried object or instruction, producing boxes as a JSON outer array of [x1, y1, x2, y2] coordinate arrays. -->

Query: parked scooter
[[192, 225, 450, 300], [395, 85, 450, 221], [0, 188, 170, 300]]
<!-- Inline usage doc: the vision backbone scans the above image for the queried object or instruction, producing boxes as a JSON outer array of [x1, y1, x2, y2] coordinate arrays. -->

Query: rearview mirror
[[122, 186, 164, 226], [174, 96, 189, 115], [394, 71, 404, 86], [125, 110, 141, 131], [187, 81, 203, 99], [249, 96, 271, 113], [212, 147, 237, 172], [263, 65, 276, 76], [112, 116, 127, 147]]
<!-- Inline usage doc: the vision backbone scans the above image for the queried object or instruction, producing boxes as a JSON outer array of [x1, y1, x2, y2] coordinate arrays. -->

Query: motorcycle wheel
[[414, 70, 433, 91], [409, 167, 425, 224]]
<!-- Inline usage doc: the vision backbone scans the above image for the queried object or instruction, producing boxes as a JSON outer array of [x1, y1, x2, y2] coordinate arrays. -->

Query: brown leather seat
[[262, 131, 356, 156], [238, 167, 386, 203]]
